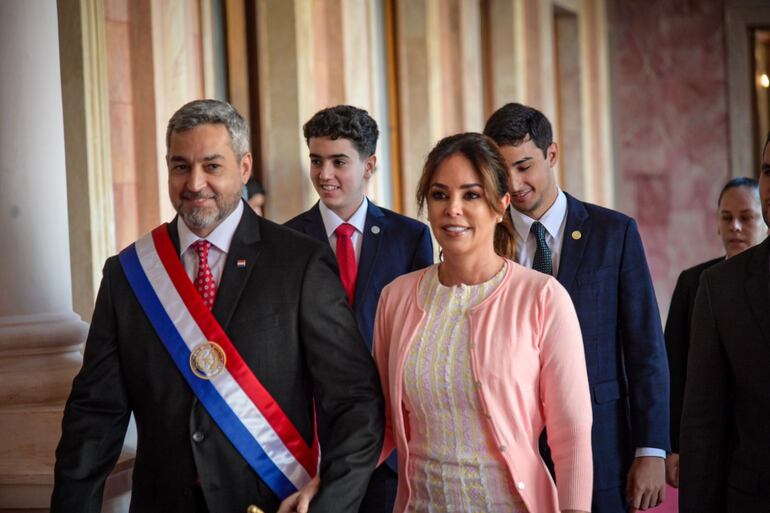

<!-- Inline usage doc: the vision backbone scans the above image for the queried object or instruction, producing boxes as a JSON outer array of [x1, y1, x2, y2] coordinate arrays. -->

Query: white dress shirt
[[510, 190, 665, 459], [510, 190, 568, 276], [319, 197, 368, 264], [177, 200, 244, 286]]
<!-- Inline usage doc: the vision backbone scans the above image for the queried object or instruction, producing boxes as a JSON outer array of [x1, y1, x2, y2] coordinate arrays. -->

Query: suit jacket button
[[247, 505, 264, 513], [192, 431, 205, 443]]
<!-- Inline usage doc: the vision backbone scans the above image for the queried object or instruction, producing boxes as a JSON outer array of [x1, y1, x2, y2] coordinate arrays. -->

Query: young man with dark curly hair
[[285, 105, 433, 513]]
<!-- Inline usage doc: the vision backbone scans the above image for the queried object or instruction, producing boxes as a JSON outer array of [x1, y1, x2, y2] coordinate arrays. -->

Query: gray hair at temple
[[165, 99, 250, 161]]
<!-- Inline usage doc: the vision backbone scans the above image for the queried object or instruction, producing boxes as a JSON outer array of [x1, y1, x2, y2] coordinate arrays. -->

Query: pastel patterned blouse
[[402, 263, 528, 512]]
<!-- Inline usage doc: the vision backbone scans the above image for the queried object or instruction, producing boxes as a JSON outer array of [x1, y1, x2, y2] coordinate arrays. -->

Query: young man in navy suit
[[484, 103, 670, 513], [285, 105, 433, 513]]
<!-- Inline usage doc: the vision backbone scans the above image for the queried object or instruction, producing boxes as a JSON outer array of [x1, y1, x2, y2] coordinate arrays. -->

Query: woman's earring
[[497, 216, 503, 223]]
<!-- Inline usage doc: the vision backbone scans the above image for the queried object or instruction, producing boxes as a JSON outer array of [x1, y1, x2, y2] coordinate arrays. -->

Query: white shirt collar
[[177, 200, 244, 254], [318, 197, 368, 237], [510, 189, 567, 240]]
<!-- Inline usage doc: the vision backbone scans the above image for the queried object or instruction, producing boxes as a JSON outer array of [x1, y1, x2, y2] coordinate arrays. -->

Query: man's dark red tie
[[334, 223, 357, 305], [194, 240, 217, 310]]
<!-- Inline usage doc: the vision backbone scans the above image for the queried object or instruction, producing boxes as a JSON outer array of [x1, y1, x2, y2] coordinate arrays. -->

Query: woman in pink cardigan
[[375, 133, 592, 513], [279, 133, 592, 513]]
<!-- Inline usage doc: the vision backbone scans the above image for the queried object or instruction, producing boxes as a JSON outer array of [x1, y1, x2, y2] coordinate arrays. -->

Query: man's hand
[[665, 453, 679, 488], [626, 456, 665, 511], [277, 475, 320, 513]]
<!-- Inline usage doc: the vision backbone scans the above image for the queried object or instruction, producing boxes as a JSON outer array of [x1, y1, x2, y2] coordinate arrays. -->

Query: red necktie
[[194, 240, 217, 310], [334, 223, 357, 305]]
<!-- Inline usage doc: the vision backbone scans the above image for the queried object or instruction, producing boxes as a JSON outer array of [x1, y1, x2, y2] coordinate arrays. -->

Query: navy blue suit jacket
[[285, 200, 433, 350], [554, 193, 670, 512]]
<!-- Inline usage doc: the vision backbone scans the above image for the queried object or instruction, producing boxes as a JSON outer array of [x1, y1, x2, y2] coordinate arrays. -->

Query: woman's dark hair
[[245, 178, 265, 199], [717, 177, 758, 207], [416, 132, 516, 259]]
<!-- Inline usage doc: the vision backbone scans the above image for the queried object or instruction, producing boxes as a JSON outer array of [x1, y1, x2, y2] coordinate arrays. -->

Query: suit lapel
[[354, 201, 386, 310], [744, 239, 770, 343], [300, 203, 328, 243], [556, 193, 590, 293], [211, 204, 262, 330]]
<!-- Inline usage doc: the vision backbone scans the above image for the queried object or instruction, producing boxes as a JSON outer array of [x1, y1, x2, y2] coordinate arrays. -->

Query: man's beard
[[176, 190, 241, 230]]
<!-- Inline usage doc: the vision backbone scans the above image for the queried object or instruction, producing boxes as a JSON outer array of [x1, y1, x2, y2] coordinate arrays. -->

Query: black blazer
[[51, 205, 384, 513], [679, 238, 770, 512], [664, 256, 723, 452]]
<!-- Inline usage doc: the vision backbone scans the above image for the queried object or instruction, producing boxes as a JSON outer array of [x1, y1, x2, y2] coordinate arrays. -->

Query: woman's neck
[[438, 250, 505, 286]]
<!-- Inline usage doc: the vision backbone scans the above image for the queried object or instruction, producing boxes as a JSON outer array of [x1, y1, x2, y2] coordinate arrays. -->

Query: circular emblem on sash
[[189, 341, 227, 380]]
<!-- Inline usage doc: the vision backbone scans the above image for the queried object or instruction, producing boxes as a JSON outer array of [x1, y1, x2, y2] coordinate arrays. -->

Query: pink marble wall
[[610, 0, 729, 317]]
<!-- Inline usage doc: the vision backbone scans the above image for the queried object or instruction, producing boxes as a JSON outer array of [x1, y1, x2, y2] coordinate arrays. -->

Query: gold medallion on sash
[[189, 341, 227, 379]]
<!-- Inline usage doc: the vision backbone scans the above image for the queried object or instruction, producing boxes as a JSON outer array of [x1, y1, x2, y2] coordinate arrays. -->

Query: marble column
[[0, 0, 88, 508], [256, 0, 315, 222], [394, 0, 485, 217]]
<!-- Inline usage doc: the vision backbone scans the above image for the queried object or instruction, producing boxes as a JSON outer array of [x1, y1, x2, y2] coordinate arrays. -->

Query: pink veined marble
[[611, 0, 728, 317]]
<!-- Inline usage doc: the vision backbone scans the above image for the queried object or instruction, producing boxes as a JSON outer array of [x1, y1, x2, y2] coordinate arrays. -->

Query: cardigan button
[[517, 481, 525, 490], [473, 380, 481, 388], [192, 431, 205, 443], [499, 445, 507, 452]]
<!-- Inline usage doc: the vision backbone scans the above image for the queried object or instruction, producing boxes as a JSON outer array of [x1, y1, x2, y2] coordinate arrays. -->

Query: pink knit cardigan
[[374, 261, 593, 513]]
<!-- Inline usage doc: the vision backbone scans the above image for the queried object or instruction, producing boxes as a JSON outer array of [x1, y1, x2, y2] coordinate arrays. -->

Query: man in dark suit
[[664, 177, 766, 488], [484, 103, 670, 512], [679, 133, 770, 512], [285, 105, 433, 513], [51, 100, 384, 513]]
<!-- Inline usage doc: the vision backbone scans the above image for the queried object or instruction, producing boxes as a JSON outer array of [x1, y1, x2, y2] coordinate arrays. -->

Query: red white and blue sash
[[118, 225, 318, 498]]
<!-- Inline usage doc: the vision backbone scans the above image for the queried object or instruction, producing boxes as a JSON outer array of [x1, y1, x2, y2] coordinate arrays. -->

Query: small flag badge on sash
[[236, 259, 247, 268]]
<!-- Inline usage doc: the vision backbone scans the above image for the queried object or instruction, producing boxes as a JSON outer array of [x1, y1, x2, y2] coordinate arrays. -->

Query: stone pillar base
[[0, 313, 88, 509], [0, 406, 67, 508]]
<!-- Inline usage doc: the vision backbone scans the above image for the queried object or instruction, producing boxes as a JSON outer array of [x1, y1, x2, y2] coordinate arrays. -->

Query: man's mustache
[[181, 191, 216, 201]]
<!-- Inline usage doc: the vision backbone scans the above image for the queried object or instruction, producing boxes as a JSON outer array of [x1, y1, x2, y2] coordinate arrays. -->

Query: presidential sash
[[119, 225, 318, 499]]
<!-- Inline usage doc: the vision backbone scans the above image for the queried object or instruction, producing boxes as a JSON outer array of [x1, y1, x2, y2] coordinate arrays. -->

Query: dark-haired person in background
[[245, 177, 266, 216], [664, 177, 766, 488], [484, 103, 670, 513], [284, 105, 433, 513], [679, 133, 770, 512]]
